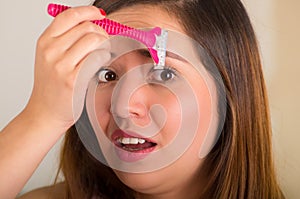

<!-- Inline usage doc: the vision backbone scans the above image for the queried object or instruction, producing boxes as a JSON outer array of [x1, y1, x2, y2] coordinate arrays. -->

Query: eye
[[97, 69, 118, 83], [148, 67, 177, 83]]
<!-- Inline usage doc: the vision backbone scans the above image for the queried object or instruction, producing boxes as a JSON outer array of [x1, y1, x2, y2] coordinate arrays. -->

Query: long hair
[[58, 0, 285, 198]]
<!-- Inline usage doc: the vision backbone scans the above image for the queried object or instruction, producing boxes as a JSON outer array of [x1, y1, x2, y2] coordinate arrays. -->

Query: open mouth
[[112, 130, 157, 154], [116, 137, 157, 153]]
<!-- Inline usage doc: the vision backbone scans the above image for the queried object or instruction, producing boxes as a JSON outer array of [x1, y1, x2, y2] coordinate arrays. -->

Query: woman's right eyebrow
[[110, 52, 117, 59], [137, 49, 152, 58]]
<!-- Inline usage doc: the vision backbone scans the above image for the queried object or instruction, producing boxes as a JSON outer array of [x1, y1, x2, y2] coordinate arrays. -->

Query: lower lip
[[114, 145, 156, 162]]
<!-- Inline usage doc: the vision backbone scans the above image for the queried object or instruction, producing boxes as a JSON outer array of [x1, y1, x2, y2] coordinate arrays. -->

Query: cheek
[[94, 86, 113, 131], [196, 85, 212, 132], [192, 76, 215, 156], [152, 87, 182, 144]]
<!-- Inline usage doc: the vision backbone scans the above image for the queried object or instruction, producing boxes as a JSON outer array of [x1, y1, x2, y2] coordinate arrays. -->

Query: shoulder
[[17, 182, 65, 199]]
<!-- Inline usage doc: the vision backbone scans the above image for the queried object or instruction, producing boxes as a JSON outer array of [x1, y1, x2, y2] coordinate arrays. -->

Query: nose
[[110, 72, 150, 126]]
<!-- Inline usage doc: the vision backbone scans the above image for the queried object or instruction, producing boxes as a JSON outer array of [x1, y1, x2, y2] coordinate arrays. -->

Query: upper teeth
[[118, 137, 146, 145]]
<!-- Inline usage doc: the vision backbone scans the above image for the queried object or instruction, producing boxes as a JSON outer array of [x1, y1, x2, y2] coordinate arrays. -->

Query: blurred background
[[0, 0, 299, 198]]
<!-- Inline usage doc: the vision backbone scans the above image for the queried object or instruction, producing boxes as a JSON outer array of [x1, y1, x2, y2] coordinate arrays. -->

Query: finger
[[53, 21, 109, 53], [59, 32, 110, 71], [45, 6, 105, 37], [73, 49, 111, 121]]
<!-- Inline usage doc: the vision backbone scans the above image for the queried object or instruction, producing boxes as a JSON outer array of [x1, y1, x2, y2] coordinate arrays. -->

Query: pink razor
[[47, 3, 168, 67]]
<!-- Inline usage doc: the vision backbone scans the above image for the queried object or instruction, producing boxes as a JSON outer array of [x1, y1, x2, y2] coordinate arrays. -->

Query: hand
[[25, 6, 110, 132]]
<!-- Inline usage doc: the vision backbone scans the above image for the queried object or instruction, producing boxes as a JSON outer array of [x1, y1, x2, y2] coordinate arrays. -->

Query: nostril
[[128, 102, 148, 118], [110, 105, 151, 129], [110, 101, 148, 118]]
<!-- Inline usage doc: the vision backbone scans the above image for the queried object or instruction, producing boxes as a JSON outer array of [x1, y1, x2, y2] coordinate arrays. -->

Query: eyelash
[[97, 67, 118, 85], [149, 65, 178, 80], [147, 66, 178, 83], [161, 65, 177, 74], [96, 65, 178, 84]]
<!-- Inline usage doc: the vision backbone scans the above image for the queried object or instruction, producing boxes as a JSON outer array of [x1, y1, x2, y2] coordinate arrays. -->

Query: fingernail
[[99, 8, 106, 16]]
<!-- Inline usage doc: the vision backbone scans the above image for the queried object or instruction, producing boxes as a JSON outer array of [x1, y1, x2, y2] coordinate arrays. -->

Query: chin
[[113, 170, 165, 193]]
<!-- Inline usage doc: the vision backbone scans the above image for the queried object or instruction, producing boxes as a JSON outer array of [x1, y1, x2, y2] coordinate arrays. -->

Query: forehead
[[107, 4, 185, 34]]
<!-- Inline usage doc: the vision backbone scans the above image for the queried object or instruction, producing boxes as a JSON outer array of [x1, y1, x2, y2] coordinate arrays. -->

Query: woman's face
[[92, 5, 216, 198]]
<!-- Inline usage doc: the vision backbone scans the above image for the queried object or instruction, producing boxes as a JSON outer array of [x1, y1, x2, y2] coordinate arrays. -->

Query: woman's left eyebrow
[[165, 51, 187, 63], [137, 49, 187, 63]]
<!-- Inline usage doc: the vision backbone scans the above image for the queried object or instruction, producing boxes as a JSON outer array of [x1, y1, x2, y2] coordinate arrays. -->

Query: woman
[[0, 0, 285, 198]]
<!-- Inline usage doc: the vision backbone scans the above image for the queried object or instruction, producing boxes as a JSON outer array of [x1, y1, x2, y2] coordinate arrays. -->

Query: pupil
[[105, 71, 116, 81], [161, 70, 172, 81]]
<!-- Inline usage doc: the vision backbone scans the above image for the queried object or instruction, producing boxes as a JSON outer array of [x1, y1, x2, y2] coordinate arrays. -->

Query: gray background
[[0, 0, 299, 198]]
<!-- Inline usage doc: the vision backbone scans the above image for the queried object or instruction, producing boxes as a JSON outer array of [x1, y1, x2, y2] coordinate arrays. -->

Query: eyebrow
[[137, 49, 187, 63], [166, 51, 187, 63]]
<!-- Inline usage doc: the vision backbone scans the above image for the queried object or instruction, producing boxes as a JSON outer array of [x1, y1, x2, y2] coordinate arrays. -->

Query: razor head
[[154, 29, 168, 68], [147, 28, 168, 68], [116, 26, 168, 68]]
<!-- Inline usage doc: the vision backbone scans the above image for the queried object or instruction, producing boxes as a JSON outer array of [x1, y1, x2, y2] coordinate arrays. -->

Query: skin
[[1, 6, 108, 199], [93, 5, 214, 199], [12, 4, 216, 199]]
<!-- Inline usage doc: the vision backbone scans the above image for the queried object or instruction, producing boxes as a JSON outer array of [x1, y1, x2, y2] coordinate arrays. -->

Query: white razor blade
[[154, 29, 168, 69]]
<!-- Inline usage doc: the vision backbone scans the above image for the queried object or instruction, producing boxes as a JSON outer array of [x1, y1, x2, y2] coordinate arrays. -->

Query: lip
[[111, 129, 156, 144], [111, 129, 157, 162]]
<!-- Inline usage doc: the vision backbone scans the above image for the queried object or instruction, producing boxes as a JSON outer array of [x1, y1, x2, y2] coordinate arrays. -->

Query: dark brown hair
[[58, 0, 285, 198]]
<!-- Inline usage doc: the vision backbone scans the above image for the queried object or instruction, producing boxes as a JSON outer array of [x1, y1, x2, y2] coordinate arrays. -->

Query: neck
[[135, 175, 203, 199]]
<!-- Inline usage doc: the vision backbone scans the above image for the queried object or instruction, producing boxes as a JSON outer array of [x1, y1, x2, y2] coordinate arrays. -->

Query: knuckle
[[37, 35, 47, 49], [53, 59, 67, 73], [85, 32, 103, 44], [52, 65, 62, 76], [65, 74, 76, 89], [52, 59, 67, 79], [83, 22, 99, 33], [84, 6, 101, 17], [90, 6, 100, 14], [99, 39, 111, 50], [65, 79, 73, 89], [66, 9, 81, 20], [36, 36, 56, 62], [41, 46, 56, 63]]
